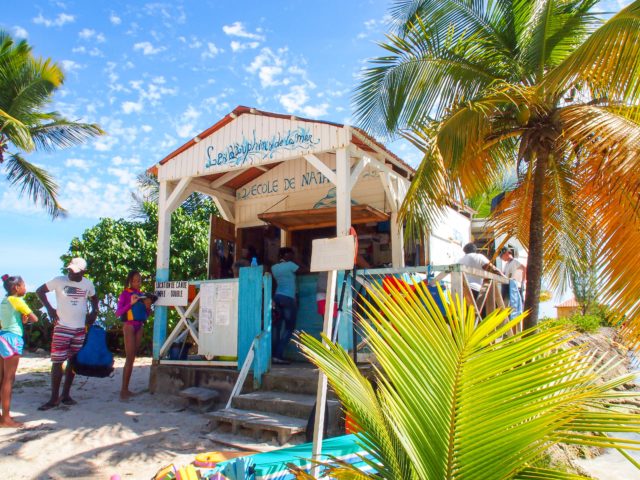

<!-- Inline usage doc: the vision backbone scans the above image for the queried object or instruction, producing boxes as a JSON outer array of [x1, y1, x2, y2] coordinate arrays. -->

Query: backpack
[[71, 325, 114, 378]]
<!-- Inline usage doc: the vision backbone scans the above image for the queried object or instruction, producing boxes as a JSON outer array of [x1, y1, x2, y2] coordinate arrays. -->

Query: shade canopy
[[257, 205, 389, 231]]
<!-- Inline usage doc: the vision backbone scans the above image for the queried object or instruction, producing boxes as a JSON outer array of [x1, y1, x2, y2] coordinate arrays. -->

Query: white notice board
[[154, 281, 189, 306], [310, 235, 356, 272], [198, 280, 239, 358]]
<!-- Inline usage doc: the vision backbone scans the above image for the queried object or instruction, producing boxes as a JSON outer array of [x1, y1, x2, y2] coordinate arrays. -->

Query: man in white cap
[[36, 258, 98, 410]]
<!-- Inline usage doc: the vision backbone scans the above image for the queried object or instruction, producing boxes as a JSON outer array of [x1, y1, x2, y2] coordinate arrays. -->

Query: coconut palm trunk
[[523, 149, 549, 328]]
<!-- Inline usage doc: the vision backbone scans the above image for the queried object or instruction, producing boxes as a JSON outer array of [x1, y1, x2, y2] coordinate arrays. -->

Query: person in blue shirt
[[270, 247, 301, 364]]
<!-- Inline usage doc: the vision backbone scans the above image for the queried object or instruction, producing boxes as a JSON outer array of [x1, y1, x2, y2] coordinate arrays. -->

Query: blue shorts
[[0, 331, 24, 358]]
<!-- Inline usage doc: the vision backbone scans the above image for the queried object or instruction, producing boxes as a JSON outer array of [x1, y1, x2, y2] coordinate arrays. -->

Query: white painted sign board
[[154, 281, 189, 306], [310, 235, 356, 272], [198, 280, 239, 358]]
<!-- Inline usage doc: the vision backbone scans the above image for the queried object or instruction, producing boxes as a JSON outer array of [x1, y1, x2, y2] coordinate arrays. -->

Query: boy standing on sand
[[36, 258, 98, 410]]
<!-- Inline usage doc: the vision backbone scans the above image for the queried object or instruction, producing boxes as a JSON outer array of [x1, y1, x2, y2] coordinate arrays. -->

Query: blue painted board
[[238, 265, 263, 369]]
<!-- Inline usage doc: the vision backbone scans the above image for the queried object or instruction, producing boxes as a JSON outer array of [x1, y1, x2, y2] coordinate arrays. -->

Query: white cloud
[[133, 41, 166, 55], [202, 42, 222, 59], [246, 48, 288, 87], [278, 85, 329, 118], [72, 46, 103, 57], [259, 66, 284, 87], [33, 13, 75, 28], [300, 103, 329, 117], [13, 26, 28, 38], [357, 14, 393, 40], [111, 155, 141, 167], [175, 106, 201, 138], [141, 125, 153, 133], [110, 13, 122, 25], [230, 40, 260, 52], [279, 85, 309, 111], [222, 21, 265, 41], [60, 60, 83, 74], [64, 158, 90, 171], [122, 101, 143, 114], [159, 134, 177, 150], [94, 136, 118, 152], [78, 28, 105, 43]]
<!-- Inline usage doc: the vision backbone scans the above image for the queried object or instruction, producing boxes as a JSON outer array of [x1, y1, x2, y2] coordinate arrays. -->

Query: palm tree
[[296, 282, 640, 479], [353, 1, 640, 332], [0, 31, 103, 218]]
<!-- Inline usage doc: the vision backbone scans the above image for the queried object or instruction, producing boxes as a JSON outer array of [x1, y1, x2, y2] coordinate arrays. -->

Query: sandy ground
[[0, 354, 267, 480], [2, 354, 638, 479]]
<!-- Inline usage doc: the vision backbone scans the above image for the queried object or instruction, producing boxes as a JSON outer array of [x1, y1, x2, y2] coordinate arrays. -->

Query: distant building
[[555, 298, 580, 319]]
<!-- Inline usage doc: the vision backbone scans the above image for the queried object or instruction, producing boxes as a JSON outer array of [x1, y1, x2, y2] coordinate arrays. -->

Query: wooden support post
[[336, 146, 351, 236], [391, 211, 405, 268], [154, 180, 174, 359], [311, 269, 338, 478]]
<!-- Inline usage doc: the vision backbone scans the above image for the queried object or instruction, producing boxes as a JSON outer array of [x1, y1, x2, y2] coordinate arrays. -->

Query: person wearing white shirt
[[457, 243, 505, 310], [36, 258, 98, 410]]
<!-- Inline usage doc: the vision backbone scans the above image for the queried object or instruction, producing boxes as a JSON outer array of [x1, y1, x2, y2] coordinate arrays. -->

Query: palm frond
[[554, 103, 640, 336], [543, 0, 640, 104], [353, 19, 504, 137], [29, 114, 105, 151], [518, 0, 599, 81], [298, 283, 639, 479], [3, 152, 66, 218]]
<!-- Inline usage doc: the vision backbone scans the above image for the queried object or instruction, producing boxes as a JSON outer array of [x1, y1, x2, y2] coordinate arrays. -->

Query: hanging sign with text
[[154, 281, 189, 306]]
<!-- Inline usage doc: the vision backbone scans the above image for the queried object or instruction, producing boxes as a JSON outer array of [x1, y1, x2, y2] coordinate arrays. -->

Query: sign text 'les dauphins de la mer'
[[204, 127, 320, 169]]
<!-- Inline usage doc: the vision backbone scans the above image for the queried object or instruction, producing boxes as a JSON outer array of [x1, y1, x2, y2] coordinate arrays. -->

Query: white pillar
[[336, 146, 351, 236], [391, 211, 405, 268], [153, 180, 175, 359]]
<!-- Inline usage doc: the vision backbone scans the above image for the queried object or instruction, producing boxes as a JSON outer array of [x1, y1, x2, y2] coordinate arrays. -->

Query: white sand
[[0, 354, 267, 480]]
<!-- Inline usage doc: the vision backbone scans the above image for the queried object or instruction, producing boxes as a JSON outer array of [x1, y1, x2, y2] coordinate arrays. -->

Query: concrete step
[[232, 391, 340, 420], [207, 407, 307, 445], [179, 386, 220, 411], [260, 365, 322, 395]]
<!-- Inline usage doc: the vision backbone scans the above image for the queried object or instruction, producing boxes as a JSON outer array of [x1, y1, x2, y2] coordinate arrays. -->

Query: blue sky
[[1, 0, 413, 289], [0, 0, 631, 299]]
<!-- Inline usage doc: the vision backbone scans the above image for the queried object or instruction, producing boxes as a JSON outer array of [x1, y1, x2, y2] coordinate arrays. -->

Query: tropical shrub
[[58, 201, 216, 355], [298, 282, 640, 479], [541, 314, 604, 334]]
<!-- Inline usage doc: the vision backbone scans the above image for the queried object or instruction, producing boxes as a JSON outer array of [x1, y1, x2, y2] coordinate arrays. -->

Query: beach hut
[[555, 297, 581, 318], [147, 106, 482, 442]]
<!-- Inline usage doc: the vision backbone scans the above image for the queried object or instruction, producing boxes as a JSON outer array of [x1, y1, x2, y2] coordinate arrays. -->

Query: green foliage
[[298, 282, 639, 479], [60, 201, 215, 354], [540, 314, 602, 334], [22, 292, 53, 350]]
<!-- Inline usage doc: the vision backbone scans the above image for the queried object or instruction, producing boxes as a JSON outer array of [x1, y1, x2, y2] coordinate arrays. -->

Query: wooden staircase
[[205, 365, 342, 445]]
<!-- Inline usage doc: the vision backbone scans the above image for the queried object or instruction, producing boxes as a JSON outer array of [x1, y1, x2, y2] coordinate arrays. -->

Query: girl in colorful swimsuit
[[0, 274, 37, 427], [116, 271, 152, 400]]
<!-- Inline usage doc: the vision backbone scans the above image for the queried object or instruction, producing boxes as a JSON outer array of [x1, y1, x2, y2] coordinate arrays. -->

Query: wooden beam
[[210, 170, 245, 189], [349, 156, 369, 191], [191, 178, 237, 203], [380, 172, 398, 212], [166, 177, 193, 212], [351, 130, 411, 179], [212, 197, 235, 223], [303, 154, 337, 185]]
